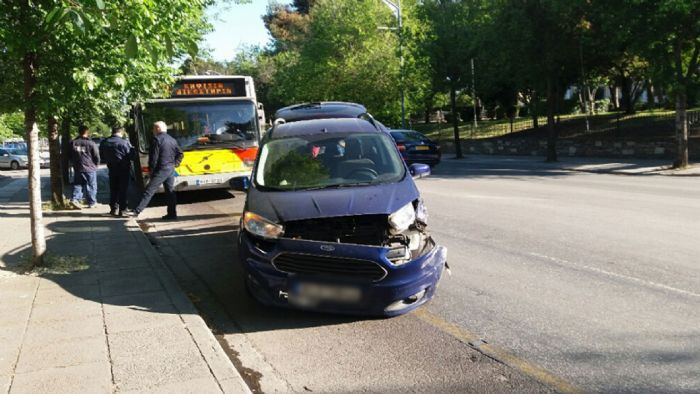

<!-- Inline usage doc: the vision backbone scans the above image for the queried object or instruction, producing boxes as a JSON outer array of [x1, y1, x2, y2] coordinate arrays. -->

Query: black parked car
[[389, 130, 441, 167]]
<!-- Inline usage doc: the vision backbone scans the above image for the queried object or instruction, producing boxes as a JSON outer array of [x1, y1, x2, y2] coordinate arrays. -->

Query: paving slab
[[99, 269, 163, 297], [33, 283, 100, 305], [10, 362, 112, 394], [30, 299, 102, 323], [120, 376, 222, 394], [0, 374, 10, 393], [102, 290, 173, 310], [15, 336, 108, 374], [103, 303, 182, 333], [94, 256, 150, 272], [0, 343, 21, 377], [109, 323, 214, 392], [37, 271, 100, 289], [23, 315, 105, 347]]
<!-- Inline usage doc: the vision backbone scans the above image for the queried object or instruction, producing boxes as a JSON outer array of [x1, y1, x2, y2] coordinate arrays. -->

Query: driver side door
[[0, 149, 9, 168]]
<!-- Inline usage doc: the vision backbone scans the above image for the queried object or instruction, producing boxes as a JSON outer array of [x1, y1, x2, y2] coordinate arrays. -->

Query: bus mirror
[[229, 176, 250, 192]]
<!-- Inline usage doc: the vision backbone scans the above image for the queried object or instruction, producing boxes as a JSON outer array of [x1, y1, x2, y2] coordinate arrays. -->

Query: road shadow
[[425, 156, 698, 180], [427, 158, 575, 180]]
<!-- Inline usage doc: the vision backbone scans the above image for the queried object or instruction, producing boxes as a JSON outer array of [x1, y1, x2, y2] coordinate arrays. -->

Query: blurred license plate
[[195, 178, 223, 185], [415, 145, 430, 151], [290, 282, 362, 305]]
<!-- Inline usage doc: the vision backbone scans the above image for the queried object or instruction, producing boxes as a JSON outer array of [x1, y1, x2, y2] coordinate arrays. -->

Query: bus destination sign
[[171, 79, 247, 98]]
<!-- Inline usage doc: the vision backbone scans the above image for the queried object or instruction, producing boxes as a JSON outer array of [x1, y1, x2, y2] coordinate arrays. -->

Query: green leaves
[[69, 10, 85, 32], [95, 0, 105, 11], [187, 40, 199, 58], [44, 7, 64, 25], [125, 34, 139, 58]]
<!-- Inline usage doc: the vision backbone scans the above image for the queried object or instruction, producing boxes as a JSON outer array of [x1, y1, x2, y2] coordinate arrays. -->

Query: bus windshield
[[140, 100, 258, 151]]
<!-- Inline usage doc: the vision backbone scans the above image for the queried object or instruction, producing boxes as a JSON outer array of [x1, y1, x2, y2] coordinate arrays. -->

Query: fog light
[[385, 289, 427, 313]]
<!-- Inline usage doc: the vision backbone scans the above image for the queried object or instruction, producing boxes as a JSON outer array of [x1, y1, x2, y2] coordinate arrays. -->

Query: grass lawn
[[413, 108, 700, 142]]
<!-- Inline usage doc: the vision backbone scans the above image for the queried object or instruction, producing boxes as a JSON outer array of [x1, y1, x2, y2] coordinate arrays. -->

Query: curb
[[126, 219, 252, 394]]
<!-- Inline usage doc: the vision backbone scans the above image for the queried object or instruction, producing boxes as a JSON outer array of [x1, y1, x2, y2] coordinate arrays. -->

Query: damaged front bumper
[[238, 231, 448, 317]]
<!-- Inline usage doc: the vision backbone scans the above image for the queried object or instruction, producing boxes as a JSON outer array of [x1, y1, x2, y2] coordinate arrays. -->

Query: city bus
[[129, 75, 265, 194]]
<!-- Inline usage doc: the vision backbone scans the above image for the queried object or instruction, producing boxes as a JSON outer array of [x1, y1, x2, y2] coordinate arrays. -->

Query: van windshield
[[255, 132, 405, 191]]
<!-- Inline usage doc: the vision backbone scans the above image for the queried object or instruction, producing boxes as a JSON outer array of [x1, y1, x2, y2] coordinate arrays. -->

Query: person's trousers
[[71, 171, 97, 206], [135, 168, 176, 216], [108, 164, 130, 212]]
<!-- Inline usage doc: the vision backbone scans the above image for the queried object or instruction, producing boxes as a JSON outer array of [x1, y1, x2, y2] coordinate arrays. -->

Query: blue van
[[230, 109, 448, 316]]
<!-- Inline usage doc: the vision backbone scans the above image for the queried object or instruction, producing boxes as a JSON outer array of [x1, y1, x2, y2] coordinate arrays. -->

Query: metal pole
[[382, 0, 405, 128], [471, 58, 477, 131]]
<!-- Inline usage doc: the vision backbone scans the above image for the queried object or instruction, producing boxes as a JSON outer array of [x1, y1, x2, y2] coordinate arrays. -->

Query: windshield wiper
[[300, 181, 375, 191]]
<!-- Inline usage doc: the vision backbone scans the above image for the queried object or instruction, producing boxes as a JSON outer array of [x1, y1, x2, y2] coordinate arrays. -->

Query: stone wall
[[440, 138, 700, 160]]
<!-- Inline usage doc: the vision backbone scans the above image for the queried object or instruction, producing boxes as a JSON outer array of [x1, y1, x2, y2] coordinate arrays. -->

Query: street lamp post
[[382, 0, 405, 129]]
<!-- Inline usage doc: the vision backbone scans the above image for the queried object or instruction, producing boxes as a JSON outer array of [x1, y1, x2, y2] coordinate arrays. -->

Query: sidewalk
[[0, 198, 250, 393]]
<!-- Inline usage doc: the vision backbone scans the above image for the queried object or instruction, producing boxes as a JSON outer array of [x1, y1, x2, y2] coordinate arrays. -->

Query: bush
[[0, 112, 24, 141]]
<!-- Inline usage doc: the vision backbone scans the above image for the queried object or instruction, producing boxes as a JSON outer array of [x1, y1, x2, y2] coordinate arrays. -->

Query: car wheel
[[10, 161, 19, 170]]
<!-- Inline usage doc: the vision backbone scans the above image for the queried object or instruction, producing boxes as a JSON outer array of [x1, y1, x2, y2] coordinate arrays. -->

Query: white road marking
[[529, 252, 700, 299]]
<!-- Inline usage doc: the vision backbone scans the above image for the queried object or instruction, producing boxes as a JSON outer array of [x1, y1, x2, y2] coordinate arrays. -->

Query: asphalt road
[[134, 156, 700, 393]]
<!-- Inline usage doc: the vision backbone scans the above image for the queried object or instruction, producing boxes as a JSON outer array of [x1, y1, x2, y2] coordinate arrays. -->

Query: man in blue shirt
[[132, 121, 183, 220], [100, 126, 135, 216], [69, 125, 100, 209]]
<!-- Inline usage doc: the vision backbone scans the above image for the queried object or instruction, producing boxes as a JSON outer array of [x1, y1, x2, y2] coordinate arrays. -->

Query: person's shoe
[[86, 204, 96, 209], [122, 209, 139, 218], [69, 200, 82, 210], [161, 214, 178, 220], [109, 209, 117, 216], [117, 210, 125, 217]]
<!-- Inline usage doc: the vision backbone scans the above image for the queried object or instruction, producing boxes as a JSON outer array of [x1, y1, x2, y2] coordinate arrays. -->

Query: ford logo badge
[[320, 245, 335, 252]]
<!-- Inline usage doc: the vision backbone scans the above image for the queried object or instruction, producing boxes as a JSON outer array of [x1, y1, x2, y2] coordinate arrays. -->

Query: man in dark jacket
[[69, 125, 100, 209], [100, 126, 134, 216], [132, 121, 183, 220]]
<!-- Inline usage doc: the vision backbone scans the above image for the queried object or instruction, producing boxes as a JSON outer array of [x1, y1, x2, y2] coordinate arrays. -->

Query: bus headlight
[[243, 211, 284, 239]]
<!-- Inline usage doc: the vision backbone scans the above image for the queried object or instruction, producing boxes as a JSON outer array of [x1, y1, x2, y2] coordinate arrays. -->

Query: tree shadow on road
[[426, 157, 575, 180], [0, 216, 191, 317]]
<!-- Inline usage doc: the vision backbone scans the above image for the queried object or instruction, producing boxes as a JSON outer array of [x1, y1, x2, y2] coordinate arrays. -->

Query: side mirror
[[229, 176, 250, 192], [409, 163, 431, 179]]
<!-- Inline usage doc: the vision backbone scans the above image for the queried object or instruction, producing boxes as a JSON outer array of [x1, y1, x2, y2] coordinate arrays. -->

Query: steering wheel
[[346, 168, 378, 181]]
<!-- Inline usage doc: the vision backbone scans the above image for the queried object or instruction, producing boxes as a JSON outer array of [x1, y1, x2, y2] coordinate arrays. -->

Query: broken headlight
[[388, 202, 416, 233], [243, 211, 284, 239]]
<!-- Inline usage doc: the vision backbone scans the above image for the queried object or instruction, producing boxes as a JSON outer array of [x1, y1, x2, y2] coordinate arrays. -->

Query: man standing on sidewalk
[[69, 125, 100, 209], [132, 121, 183, 220], [100, 126, 134, 216]]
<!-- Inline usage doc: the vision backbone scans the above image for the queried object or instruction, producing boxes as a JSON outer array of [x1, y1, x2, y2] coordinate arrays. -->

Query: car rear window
[[392, 131, 429, 143]]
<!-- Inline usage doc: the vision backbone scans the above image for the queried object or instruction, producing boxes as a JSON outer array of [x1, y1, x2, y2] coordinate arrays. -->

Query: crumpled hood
[[246, 178, 419, 223]]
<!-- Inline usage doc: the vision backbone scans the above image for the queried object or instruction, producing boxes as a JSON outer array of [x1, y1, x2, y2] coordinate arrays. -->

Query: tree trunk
[[609, 85, 620, 110], [645, 80, 655, 109], [61, 117, 71, 185], [424, 92, 435, 124], [23, 52, 45, 268], [530, 90, 539, 129], [621, 76, 635, 115], [545, 77, 558, 162], [655, 85, 665, 109], [48, 116, 64, 206], [587, 86, 596, 115], [450, 83, 463, 158], [675, 91, 689, 168]]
